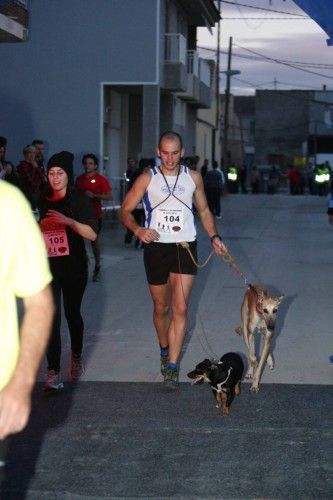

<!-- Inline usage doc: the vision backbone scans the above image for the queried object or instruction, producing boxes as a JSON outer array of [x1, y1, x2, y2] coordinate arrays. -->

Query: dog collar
[[211, 367, 233, 393], [249, 285, 264, 315]]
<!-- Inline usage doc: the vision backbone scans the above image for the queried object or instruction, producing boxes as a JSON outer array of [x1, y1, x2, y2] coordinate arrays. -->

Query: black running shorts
[[144, 241, 197, 285]]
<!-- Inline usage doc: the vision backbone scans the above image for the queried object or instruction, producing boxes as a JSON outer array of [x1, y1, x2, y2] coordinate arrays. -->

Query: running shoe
[[92, 265, 101, 282], [160, 355, 168, 376], [43, 370, 64, 393], [70, 355, 84, 381], [164, 366, 179, 390]]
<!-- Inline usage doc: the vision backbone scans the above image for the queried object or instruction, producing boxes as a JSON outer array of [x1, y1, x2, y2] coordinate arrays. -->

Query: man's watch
[[210, 234, 222, 243]]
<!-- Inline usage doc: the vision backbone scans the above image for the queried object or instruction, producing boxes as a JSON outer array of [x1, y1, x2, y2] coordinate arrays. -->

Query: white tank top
[[143, 165, 196, 243]]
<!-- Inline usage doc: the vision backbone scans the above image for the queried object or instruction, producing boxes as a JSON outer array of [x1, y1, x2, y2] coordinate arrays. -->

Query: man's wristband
[[210, 234, 222, 243]]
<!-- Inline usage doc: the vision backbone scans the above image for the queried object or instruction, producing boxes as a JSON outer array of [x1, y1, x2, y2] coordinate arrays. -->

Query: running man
[[118, 131, 227, 389], [75, 154, 112, 281]]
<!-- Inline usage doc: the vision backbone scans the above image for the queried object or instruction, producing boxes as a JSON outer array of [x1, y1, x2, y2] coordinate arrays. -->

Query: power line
[[198, 45, 333, 70], [234, 43, 333, 80], [222, 17, 308, 20], [230, 76, 333, 106], [219, 0, 307, 17], [228, 119, 331, 133]]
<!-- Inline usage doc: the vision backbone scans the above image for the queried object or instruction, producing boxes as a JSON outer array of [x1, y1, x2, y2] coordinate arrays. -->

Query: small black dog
[[187, 352, 244, 416]]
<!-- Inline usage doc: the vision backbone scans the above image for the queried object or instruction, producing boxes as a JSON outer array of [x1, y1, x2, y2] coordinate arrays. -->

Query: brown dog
[[235, 284, 284, 393]]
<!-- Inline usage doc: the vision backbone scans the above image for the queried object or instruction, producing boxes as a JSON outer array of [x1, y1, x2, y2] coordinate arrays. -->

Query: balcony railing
[[199, 58, 211, 87], [165, 33, 186, 65], [187, 50, 199, 76], [0, 0, 28, 42]]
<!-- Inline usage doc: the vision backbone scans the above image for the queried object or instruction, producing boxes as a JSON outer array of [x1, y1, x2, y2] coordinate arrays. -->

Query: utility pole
[[213, 0, 221, 163], [222, 37, 240, 170]]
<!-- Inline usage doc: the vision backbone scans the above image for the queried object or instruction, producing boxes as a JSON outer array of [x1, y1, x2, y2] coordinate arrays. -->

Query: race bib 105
[[43, 229, 70, 257]]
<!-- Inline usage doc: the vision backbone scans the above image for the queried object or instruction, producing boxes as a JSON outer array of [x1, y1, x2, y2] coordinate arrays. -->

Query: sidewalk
[[2, 194, 332, 499]]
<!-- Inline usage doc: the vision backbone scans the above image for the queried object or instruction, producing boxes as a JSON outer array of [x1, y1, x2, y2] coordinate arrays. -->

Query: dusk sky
[[197, 0, 333, 95]]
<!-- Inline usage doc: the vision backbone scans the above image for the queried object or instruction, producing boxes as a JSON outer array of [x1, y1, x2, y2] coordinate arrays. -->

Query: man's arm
[[118, 171, 159, 243], [191, 171, 228, 256], [0, 285, 54, 439], [93, 190, 113, 201]]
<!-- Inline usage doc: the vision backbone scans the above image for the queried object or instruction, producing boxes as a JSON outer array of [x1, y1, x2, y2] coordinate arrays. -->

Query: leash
[[179, 241, 249, 287], [177, 241, 262, 359], [178, 241, 215, 268], [176, 244, 219, 359], [179, 240, 265, 314]]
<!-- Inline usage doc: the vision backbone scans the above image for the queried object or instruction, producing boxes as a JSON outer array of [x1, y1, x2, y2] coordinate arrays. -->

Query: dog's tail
[[235, 325, 243, 336]]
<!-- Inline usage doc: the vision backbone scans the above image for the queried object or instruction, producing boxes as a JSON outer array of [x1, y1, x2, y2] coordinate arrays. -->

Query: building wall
[[255, 90, 309, 167], [196, 120, 213, 168], [196, 60, 220, 168], [0, 0, 158, 169], [309, 91, 333, 135]]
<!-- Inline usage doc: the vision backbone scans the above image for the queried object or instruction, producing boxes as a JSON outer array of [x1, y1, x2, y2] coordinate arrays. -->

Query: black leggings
[[47, 269, 88, 372]]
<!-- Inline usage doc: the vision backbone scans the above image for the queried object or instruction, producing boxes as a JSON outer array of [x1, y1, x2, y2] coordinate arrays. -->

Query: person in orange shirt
[[75, 154, 113, 281]]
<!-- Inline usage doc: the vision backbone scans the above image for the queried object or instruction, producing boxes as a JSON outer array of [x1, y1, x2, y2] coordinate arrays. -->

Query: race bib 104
[[156, 208, 184, 234], [43, 229, 70, 258]]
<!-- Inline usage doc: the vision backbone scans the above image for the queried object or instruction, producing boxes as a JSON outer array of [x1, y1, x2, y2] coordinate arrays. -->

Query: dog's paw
[[267, 354, 274, 370], [250, 384, 259, 393], [245, 368, 253, 379]]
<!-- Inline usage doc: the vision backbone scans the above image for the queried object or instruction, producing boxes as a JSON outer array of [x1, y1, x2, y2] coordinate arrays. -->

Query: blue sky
[[197, 0, 333, 95]]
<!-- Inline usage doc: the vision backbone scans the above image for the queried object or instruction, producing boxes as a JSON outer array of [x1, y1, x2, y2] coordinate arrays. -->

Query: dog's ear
[[275, 294, 284, 304]]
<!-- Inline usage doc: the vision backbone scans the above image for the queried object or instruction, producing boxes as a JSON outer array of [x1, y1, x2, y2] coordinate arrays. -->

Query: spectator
[[287, 165, 300, 195], [0, 137, 19, 187], [32, 139, 46, 173], [327, 193, 333, 225], [227, 163, 239, 193], [200, 159, 209, 179], [17, 145, 46, 208], [267, 165, 280, 194], [250, 166, 260, 194], [314, 163, 330, 197], [184, 156, 197, 171], [306, 162, 315, 195], [126, 157, 137, 182], [239, 164, 248, 194], [204, 160, 224, 218]]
